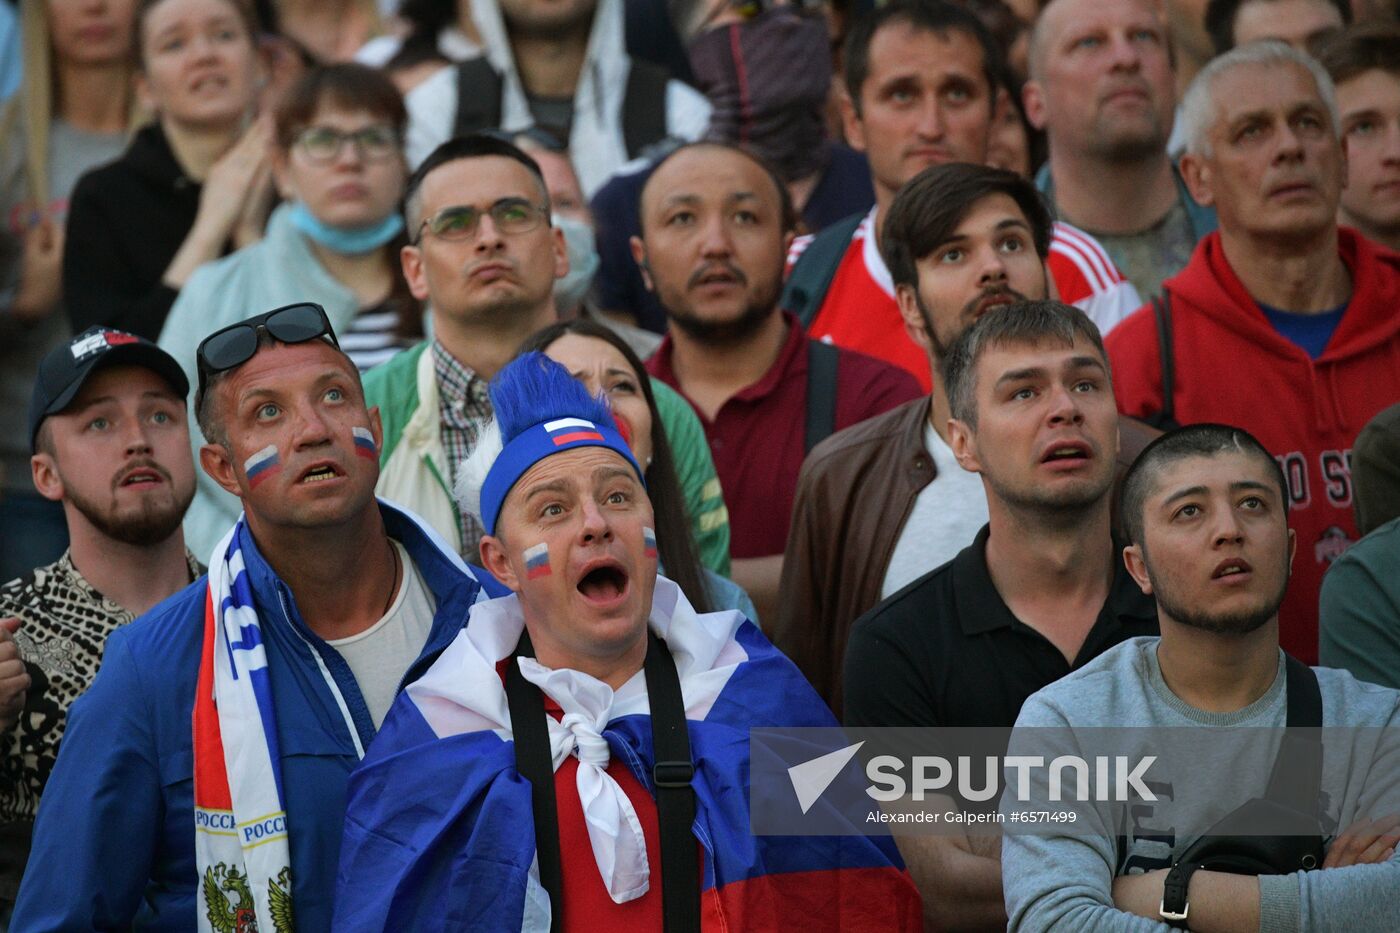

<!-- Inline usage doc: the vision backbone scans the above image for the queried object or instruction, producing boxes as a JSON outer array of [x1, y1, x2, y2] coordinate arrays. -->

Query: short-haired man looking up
[[1315, 24, 1400, 253], [1002, 424, 1400, 931], [15, 306, 497, 930], [844, 301, 1159, 930], [1204, 0, 1348, 54], [1, 327, 200, 913], [364, 135, 567, 560], [784, 0, 1141, 392], [1025, 0, 1218, 299], [1104, 42, 1400, 663]]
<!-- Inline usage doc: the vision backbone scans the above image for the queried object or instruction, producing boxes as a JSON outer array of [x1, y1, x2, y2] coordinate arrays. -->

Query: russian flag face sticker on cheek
[[643, 526, 657, 559], [523, 542, 551, 579], [244, 445, 281, 489], [352, 425, 378, 459]]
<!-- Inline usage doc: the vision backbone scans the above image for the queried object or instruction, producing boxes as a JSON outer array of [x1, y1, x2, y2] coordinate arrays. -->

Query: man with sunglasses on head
[[14, 304, 502, 932], [363, 134, 568, 564]]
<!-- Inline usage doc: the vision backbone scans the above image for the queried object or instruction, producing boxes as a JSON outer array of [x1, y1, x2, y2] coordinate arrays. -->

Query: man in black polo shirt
[[843, 299, 1158, 930]]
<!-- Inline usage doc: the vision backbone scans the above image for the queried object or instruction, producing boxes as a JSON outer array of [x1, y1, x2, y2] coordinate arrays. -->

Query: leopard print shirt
[[0, 550, 200, 825]]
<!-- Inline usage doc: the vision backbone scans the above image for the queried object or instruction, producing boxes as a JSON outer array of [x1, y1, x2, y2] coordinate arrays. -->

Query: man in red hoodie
[[1105, 40, 1400, 663]]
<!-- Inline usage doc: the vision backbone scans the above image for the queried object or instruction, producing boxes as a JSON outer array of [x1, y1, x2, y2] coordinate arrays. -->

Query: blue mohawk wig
[[489, 352, 616, 442], [473, 352, 644, 535]]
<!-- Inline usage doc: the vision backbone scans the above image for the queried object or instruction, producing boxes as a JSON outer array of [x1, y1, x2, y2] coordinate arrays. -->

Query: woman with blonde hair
[[0, 0, 144, 585]]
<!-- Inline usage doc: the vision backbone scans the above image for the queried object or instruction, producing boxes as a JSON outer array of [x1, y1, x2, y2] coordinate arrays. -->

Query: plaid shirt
[[432, 339, 492, 556]]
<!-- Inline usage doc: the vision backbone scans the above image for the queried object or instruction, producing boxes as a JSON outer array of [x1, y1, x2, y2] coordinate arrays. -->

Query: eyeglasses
[[294, 125, 400, 164], [414, 199, 549, 244], [195, 303, 339, 401]]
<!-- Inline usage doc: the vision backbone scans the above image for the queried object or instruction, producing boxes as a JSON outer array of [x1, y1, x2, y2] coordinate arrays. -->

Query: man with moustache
[[0, 327, 200, 915], [638, 141, 920, 626], [784, 0, 1140, 392], [1002, 424, 1400, 931], [1104, 42, 1400, 664], [843, 301, 1160, 931], [1025, 0, 1217, 299], [14, 306, 498, 931]]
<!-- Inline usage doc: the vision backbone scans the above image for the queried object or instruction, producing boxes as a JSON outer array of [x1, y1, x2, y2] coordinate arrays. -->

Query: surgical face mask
[[687, 7, 832, 182], [554, 214, 600, 312], [288, 201, 404, 255]]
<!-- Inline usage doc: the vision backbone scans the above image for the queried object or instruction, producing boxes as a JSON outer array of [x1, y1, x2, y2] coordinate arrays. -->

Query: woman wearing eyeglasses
[[61, 0, 271, 343], [161, 62, 421, 559]]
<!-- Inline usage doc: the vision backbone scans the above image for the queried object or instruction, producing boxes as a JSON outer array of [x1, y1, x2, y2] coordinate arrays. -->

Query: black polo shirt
[[843, 524, 1158, 728]]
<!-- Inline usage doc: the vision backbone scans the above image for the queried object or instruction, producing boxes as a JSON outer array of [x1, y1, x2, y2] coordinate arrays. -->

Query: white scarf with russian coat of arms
[[193, 521, 363, 933]]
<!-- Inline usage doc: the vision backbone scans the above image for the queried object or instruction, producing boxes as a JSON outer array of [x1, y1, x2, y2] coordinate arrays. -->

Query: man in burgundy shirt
[[638, 142, 920, 624]]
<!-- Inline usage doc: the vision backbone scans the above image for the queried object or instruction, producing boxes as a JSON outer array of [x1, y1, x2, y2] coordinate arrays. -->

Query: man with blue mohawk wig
[[335, 353, 922, 932]]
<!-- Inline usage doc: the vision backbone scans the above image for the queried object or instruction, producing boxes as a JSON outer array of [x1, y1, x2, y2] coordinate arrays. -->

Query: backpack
[[779, 212, 864, 329], [452, 57, 670, 160]]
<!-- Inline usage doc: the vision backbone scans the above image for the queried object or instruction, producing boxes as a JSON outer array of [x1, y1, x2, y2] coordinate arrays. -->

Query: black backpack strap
[[1150, 293, 1177, 429], [453, 57, 505, 137], [644, 631, 701, 933], [804, 339, 839, 455], [621, 60, 672, 160], [780, 212, 865, 329], [504, 631, 564, 933], [1265, 656, 1324, 815]]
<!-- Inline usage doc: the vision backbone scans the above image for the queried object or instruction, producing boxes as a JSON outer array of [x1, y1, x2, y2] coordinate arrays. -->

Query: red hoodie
[[1105, 228, 1400, 663]]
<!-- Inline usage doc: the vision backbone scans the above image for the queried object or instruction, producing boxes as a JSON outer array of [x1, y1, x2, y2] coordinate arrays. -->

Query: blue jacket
[[12, 503, 505, 932]]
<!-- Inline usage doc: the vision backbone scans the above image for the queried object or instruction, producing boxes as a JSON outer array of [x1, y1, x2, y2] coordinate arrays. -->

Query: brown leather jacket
[[773, 397, 1159, 713]]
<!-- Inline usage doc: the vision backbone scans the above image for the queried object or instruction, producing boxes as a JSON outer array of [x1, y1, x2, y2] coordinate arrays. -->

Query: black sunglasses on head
[[195, 302, 339, 400]]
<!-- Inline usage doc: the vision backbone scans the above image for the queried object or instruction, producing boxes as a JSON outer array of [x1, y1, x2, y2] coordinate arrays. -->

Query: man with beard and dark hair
[[0, 327, 200, 912], [844, 300, 1159, 931], [1003, 422, 1400, 931], [640, 141, 920, 625]]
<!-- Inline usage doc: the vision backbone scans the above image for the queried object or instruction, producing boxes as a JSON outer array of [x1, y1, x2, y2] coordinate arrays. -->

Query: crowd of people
[[2, 0, 1400, 930]]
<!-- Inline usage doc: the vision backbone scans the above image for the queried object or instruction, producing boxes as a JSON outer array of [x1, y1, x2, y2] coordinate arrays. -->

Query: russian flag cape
[[335, 577, 921, 931]]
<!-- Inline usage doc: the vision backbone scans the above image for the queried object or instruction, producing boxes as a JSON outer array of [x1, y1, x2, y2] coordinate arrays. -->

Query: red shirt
[[647, 313, 922, 558]]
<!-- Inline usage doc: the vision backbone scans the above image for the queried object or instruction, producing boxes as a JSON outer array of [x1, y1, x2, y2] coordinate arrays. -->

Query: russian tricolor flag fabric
[[334, 579, 920, 931]]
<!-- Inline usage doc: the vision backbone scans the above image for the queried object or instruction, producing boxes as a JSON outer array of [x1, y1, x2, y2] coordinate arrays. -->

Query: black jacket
[[62, 123, 206, 340]]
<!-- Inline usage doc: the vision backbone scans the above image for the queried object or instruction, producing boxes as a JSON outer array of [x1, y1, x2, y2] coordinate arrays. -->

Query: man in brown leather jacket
[[774, 164, 1156, 714]]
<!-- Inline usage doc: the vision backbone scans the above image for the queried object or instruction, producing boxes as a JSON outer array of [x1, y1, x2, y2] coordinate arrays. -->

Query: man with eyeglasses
[[14, 304, 502, 931], [363, 134, 568, 562]]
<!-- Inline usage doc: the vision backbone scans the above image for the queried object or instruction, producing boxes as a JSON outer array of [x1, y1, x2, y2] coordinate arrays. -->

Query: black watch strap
[[1160, 861, 1200, 928]]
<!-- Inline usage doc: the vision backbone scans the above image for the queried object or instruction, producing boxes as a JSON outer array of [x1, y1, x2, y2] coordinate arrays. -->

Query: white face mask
[[553, 214, 600, 312]]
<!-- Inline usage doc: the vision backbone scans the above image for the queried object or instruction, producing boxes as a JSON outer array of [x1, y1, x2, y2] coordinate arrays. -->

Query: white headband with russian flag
[[480, 416, 642, 536]]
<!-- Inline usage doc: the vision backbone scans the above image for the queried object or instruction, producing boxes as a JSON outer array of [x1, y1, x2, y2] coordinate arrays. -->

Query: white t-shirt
[[880, 421, 990, 598], [328, 540, 437, 728]]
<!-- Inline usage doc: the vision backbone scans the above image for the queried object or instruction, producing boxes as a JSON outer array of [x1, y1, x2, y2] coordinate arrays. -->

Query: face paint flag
[[244, 445, 280, 489], [544, 417, 604, 447], [352, 426, 377, 459], [643, 526, 658, 559], [523, 543, 550, 579]]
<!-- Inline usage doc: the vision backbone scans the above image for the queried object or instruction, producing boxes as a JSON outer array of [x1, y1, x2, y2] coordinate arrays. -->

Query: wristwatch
[[1159, 861, 1202, 929]]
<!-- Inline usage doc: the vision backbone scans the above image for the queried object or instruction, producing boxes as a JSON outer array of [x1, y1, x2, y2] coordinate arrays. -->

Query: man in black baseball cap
[[0, 326, 200, 913]]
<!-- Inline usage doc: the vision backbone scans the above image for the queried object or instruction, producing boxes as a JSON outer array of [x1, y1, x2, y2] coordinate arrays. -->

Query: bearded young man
[[0, 327, 200, 915], [1002, 424, 1400, 931]]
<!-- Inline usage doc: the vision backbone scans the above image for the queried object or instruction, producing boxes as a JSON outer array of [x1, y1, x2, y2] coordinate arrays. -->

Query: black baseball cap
[[29, 326, 190, 452]]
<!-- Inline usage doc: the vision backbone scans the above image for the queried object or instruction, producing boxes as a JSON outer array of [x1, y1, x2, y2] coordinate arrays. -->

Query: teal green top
[[1320, 517, 1400, 689]]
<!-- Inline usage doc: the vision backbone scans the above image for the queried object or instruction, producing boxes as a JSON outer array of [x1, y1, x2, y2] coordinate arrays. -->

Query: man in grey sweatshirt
[[1002, 424, 1400, 931]]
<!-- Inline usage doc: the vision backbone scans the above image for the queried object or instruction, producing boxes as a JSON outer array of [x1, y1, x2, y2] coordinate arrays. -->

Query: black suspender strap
[[644, 632, 701, 933], [506, 630, 700, 932], [504, 631, 565, 933]]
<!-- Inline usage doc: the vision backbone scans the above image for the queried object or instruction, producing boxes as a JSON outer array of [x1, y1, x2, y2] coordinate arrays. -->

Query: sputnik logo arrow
[[788, 741, 865, 814]]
